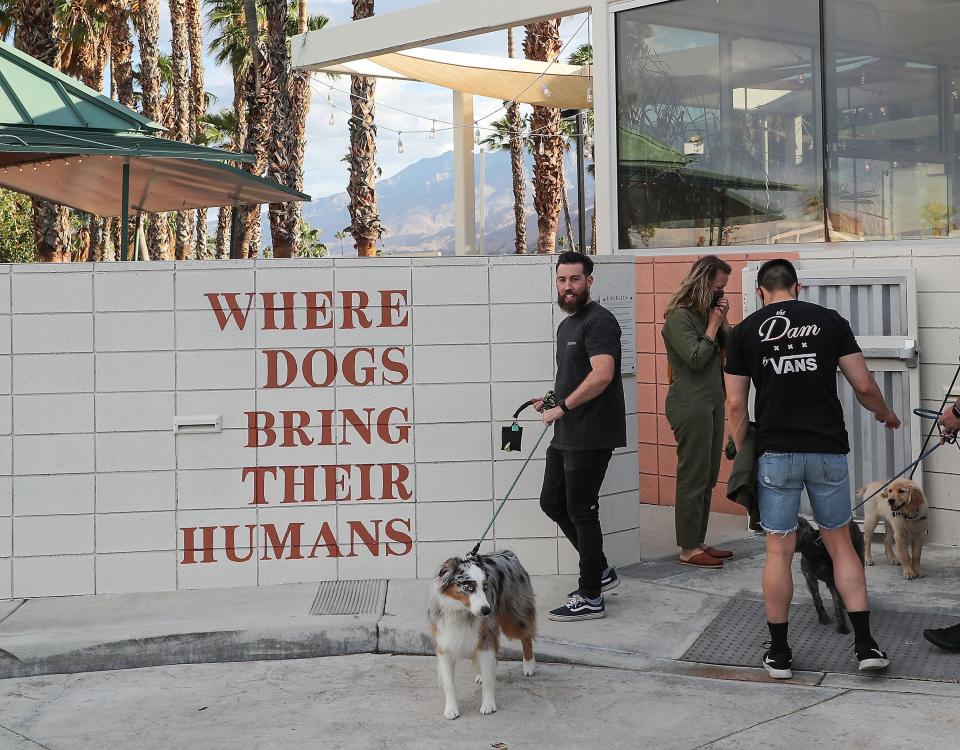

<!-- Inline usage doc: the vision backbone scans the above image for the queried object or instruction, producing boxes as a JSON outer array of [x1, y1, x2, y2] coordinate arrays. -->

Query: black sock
[[767, 621, 790, 652], [848, 611, 876, 647]]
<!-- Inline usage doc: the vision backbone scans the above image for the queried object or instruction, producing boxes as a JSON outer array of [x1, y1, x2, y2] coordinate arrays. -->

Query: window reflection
[[615, 0, 960, 247], [615, 0, 822, 249], [826, 0, 959, 240]]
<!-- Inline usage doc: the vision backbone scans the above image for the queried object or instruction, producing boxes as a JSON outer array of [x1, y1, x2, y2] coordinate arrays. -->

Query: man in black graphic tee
[[725, 259, 900, 678], [535, 251, 626, 623]]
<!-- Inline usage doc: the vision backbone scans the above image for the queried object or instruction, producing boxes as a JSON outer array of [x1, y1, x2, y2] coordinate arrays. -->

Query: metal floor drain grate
[[683, 597, 960, 680], [310, 579, 387, 616]]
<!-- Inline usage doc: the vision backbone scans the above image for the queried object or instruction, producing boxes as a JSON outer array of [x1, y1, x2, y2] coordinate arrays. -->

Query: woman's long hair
[[663, 255, 732, 319]]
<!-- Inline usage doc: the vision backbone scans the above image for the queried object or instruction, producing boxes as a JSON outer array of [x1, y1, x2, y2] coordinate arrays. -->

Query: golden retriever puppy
[[860, 478, 928, 579]]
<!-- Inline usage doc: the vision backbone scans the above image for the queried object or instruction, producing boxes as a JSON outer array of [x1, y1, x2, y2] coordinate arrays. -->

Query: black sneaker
[[548, 594, 605, 622], [923, 622, 960, 652], [761, 641, 793, 679], [568, 568, 620, 597], [855, 642, 890, 672]]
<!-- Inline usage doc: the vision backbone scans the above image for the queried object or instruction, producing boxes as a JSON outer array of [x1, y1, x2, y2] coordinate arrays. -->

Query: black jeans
[[539, 446, 613, 599]]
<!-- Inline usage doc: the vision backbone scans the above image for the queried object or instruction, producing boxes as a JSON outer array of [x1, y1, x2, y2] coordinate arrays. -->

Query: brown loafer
[[677, 551, 723, 568], [703, 546, 734, 560]]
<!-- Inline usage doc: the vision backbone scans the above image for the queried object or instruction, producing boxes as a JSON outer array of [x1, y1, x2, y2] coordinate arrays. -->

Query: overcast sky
[[153, 1, 591, 200]]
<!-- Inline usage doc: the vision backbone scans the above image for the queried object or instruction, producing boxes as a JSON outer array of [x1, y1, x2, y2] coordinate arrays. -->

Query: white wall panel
[[95, 311, 175, 352], [12, 272, 92, 313], [13, 314, 93, 354], [14, 393, 94, 434], [14, 353, 93, 394], [5, 258, 639, 595], [14, 474, 95, 516], [412, 265, 488, 305], [413, 344, 489, 384], [95, 551, 176, 594], [97, 391, 174, 432], [490, 303, 555, 343], [94, 268, 174, 312], [96, 432, 175, 473], [0, 476, 10, 515], [14, 514, 94, 556], [96, 351, 174, 392], [14, 434, 93, 475], [96, 511, 176, 553], [13, 554, 94, 597], [97, 471, 176, 513]]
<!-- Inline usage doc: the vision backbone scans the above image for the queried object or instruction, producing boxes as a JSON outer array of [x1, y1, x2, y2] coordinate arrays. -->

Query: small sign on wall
[[593, 260, 637, 375]]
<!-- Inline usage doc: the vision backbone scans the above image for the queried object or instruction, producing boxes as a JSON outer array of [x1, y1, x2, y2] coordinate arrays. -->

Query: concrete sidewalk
[[1, 513, 959, 692]]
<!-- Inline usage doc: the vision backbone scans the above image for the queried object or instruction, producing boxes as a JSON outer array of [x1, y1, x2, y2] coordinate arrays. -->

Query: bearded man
[[534, 251, 627, 621]]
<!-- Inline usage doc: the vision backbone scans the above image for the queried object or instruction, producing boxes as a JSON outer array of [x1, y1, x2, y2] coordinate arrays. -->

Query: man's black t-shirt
[[552, 301, 627, 450], [724, 299, 861, 455]]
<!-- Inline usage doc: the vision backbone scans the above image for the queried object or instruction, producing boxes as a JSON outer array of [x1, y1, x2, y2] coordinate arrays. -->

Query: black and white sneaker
[[600, 567, 621, 593], [761, 641, 793, 679], [567, 568, 621, 597], [548, 594, 605, 622], [855, 642, 890, 672]]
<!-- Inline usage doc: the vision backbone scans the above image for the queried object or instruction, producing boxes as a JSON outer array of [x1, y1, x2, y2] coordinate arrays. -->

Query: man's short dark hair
[[556, 251, 594, 276], [756, 258, 799, 291]]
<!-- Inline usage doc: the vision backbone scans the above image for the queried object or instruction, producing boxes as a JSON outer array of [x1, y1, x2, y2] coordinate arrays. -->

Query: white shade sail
[[316, 47, 592, 109]]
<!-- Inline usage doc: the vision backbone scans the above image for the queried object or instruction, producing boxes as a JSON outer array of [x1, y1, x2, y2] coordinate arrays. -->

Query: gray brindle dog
[[427, 551, 537, 719], [795, 517, 865, 633]]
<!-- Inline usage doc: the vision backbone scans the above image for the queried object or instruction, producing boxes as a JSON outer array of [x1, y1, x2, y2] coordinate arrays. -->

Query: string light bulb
[[538, 139, 545, 156], [429, 120, 436, 140], [542, 84, 552, 98], [474, 125, 481, 146], [327, 90, 333, 106], [328, 110, 335, 126], [397, 132, 404, 154], [586, 83, 593, 104]]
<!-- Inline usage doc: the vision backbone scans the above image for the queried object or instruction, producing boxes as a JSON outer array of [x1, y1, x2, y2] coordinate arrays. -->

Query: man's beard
[[557, 287, 590, 313]]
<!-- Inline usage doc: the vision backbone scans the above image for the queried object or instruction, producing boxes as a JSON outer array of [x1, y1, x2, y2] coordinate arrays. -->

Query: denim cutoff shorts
[[756, 452, 853, 534]]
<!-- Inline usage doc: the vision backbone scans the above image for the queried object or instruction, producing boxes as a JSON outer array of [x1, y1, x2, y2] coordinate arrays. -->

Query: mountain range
[[300, 148, 595, 256]]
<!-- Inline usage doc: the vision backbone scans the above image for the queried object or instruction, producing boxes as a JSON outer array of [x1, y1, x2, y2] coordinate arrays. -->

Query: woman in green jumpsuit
[[662, 256, 733, 568]]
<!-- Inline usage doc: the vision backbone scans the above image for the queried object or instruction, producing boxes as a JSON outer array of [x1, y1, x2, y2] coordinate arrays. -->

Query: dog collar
[[892, 509, 926, 520]]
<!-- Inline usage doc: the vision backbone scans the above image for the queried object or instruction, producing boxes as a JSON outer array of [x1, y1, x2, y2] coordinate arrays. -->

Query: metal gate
[[741, 266, 922, 517]]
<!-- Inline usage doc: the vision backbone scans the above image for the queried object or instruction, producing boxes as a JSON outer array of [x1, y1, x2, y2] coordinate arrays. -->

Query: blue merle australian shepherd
[[428, 551, 537, 719]]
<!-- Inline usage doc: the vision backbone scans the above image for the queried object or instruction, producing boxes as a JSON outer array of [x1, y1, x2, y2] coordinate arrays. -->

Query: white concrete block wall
[[4, 257, 640, 596], [798, 243, 960, 545]]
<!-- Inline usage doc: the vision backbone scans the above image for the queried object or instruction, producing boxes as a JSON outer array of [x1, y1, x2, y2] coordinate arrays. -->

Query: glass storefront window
[[615, 0, 960, 247], [615, 0, 822, 249], [826, 0, 959, 240]]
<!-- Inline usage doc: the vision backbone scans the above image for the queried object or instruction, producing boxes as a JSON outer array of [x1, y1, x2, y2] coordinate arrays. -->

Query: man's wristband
[[952, 404, 960, 420], [558, 399, 570, 414]]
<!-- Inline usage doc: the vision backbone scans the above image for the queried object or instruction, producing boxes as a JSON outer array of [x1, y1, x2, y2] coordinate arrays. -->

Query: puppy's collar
[[892, 509, 926, 520]]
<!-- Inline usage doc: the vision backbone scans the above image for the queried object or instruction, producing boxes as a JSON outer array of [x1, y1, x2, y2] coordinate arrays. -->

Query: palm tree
[[0, 1, 14, 40], [265, 0, 293, 257], [283, 3, 327, 257], [200, 108, 237, 257], [523, 19, 563, 254], [14, 0, 70, 262], [236, 6, 272, 258], [167, 0, 193, 259], [133, 0, 169, 258], [108, 1, 134, 107], [506, 27, 526, 255], [186, 0, 207, 258], [348, 0, 382, 257], [206, 0, 252, 258]]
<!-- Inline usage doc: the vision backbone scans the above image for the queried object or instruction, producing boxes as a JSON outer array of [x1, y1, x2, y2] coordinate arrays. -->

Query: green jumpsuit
[[662, 307, 726, 549]]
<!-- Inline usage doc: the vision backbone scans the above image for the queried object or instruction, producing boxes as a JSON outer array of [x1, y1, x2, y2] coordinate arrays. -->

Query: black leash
[[909, 357, 960, 479], [850, 408, 956, 517], [813, 408, 956, 546], [469, 393, 558, 557]]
